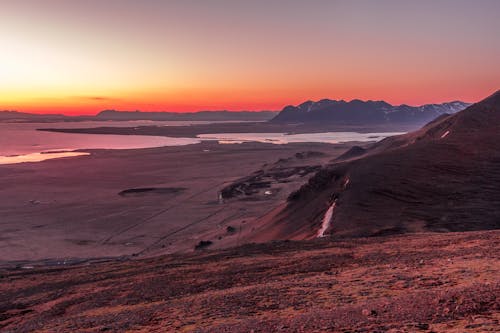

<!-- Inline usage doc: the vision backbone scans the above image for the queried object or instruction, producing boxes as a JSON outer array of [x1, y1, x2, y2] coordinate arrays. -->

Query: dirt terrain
[[1, 230, 498, 332], [0, 141, 350, 262]]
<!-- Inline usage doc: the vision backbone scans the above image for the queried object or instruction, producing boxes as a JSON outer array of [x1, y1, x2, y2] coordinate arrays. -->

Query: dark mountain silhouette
[[95, 110, 278, 121], [0, 111, 70, 122], [263, 91, 500, 239], [0, 110, 278, 122], [271, 99, 470, 126]]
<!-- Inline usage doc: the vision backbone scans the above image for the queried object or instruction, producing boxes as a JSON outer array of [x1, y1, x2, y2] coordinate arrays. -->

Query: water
[[0, 152, 91, 165], [197, 132, 405, 144], [0, 121, 405, 165], [0, 121, 202, 164]]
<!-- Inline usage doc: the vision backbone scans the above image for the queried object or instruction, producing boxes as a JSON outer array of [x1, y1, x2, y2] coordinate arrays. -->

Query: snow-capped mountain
[[271, 99, 471, 125]]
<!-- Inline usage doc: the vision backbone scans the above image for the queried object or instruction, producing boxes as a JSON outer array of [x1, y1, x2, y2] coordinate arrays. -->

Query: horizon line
[[2, 96, 476, 117]]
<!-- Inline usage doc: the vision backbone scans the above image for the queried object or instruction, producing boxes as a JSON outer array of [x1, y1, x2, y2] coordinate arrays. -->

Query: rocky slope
[[1, 230, 498, 332], [267, 91, 500, 239]]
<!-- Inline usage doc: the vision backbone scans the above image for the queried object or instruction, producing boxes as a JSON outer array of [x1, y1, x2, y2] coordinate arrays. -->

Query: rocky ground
[[1, 230, 498, 332]]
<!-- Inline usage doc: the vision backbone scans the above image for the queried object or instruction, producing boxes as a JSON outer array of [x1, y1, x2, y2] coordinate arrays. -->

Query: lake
[[197, 132, 405, 144], [0, 121, 405, 164], [0, 121, 203, 164]]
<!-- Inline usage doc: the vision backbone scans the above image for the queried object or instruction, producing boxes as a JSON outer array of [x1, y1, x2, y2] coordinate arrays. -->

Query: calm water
[[0, 121, 405, 165], [0, 121, 203, 164], [197, 132, 405, 144]]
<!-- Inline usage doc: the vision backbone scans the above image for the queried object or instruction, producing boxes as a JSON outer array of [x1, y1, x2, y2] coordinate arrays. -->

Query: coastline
[[37, 121, 420, 137]]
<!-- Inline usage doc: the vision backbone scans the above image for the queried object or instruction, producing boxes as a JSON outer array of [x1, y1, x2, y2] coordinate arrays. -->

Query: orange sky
[[1, 0, 499, 115]]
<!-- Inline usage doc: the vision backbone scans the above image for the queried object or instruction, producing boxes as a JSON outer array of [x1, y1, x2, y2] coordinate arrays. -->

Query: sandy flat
[[0, 141, 352, 262]]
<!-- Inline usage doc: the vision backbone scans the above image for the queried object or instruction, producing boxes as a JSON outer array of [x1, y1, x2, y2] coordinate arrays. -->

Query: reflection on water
[[0, 121, 405, 165], [0, 152, 91, 165], [197, 132, 405, 144], [0, 121, 202, 165]]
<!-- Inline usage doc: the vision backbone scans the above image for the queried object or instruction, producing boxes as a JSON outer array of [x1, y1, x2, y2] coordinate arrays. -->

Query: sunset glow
[[1, 0, 499, 114]]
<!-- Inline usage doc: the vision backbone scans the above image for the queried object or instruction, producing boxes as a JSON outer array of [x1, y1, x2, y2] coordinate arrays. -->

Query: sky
[[0, 0, 499, 115]]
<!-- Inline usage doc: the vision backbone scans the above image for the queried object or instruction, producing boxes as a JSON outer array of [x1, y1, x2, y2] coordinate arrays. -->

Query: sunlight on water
[[0, 122, 202, 164], [0, 122, 405, 165], [0, 152, 91, 165], [197, 132, 405, 144]]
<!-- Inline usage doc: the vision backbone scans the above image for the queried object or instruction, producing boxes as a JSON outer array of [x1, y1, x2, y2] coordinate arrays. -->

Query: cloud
[[76, 96, 120, 102]]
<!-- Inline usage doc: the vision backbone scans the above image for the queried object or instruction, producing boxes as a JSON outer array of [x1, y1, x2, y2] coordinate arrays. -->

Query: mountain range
[[271, 99, 471, 125], [263, 90, 500, 238], [94, 110, 278, 121], [0, 110, 278, 122], [2, 100, 470, 125]]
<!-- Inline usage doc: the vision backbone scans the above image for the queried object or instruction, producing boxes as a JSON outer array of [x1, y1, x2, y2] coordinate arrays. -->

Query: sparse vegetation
[[194, 240, 213, 250]]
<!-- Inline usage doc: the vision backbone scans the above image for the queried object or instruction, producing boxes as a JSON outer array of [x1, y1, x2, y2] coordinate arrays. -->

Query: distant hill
[[95, 110, 278, 121], [0, 111, 71, 122], [271, 99, 470, 126], [0, 110, 278, 123], [262, 90, 500, 239]]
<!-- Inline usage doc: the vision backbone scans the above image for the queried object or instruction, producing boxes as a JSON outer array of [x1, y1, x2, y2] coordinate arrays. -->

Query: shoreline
[[37, 121, 420, 137], [1, 124, 406, 165], [0, 140, 351, 166]]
